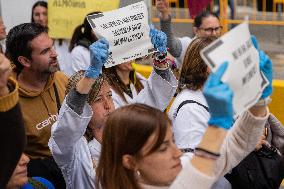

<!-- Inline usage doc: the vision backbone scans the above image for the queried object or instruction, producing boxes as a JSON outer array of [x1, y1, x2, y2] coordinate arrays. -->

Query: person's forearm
[[153, 66, 171, 82], [191, 126, 227, 176], [249, 105, 268, 118], [160, 16, 182, 58], [160, 10, 171, 20], [76, 77, 96, 94], [65, 77, 97, 115], [66, 89, 88, 115], [196, 126, 227, 153]]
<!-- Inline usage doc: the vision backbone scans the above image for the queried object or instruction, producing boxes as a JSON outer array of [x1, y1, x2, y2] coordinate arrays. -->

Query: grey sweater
[[159, 16, 192, 68], [160, 16, 183, 58]]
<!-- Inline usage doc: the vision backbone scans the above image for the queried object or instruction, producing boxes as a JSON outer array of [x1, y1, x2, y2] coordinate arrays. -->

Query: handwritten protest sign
[[48, 0, 120, 39], [200, 22, 268, 116], [87, 1, 155, 68]]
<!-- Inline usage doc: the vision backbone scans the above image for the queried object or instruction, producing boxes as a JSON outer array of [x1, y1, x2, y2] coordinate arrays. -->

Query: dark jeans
[[28, 157, 66, 189]]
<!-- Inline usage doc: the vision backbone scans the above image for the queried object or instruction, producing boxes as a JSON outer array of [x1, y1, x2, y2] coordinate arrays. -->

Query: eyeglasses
[[198, 26, 223, 34]]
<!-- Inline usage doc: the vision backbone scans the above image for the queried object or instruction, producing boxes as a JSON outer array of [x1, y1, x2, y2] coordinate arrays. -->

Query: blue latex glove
[[149, 28, 167, 53], [203, 62, 234, 130], [251, 35, 273, 99], [85, 38, 109, 78]]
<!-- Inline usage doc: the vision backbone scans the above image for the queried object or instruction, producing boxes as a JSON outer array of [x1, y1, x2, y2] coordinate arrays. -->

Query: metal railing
[[152, 0, 284, 33]]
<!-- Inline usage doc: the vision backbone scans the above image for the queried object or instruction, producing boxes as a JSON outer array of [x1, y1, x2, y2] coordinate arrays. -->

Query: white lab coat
[[49, 98, 269, 189], [49, 101, 95, 189], [49, 69, 178, 188], [168, 89, 209, 149], [112, 70, 178, 111]]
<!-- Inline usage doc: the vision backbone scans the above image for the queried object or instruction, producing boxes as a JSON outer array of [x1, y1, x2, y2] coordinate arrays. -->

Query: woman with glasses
[[156, 0, 222, 68]]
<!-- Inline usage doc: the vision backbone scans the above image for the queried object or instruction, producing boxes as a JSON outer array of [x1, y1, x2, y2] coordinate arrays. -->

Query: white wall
[[0, 0, 46, 32]]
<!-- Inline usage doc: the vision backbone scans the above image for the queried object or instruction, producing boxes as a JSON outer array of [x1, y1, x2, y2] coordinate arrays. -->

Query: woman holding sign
[[102, 61, 146, 109], [49, 28, 178, 189], [103, 52, 175, 109], [96, 58, 272, 189]]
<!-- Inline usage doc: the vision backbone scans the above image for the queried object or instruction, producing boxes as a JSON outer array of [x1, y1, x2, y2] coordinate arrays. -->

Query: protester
[[95, 57, 271, 189], [31, 1, 48, 28], [31, 1, 72, 76], [168, 37, 216, 151], [5, 154, 55, 189], [156, 0, 222, 67], [103, 29, 176, 109], [6, 23, 67, 188], [49, 28, 178, 188], [103, 61, 145, 108], [0, 54, 26, 188], [225, 37, 284, 189], [69, 11, 100, 75]]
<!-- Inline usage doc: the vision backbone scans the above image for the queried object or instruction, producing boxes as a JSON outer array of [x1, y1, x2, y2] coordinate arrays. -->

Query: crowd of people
[[0, 0, 283, 189]]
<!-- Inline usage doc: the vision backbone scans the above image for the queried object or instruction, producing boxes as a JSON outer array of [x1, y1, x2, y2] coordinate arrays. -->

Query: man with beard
[[5, 23, 68, 188]]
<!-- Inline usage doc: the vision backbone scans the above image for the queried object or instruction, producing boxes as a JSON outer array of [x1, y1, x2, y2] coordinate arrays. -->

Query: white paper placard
[[87, 1, 155, 68], [200, 21, 268, 116]]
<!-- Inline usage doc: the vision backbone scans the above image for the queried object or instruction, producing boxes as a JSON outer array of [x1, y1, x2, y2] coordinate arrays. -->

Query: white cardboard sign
[[87, 1, 155, 68], [200, 22, 268, 116]]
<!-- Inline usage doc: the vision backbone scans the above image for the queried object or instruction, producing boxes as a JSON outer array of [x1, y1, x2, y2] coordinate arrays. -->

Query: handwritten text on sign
[[87, 1, 155, 68], [201, 22, 268, 117]]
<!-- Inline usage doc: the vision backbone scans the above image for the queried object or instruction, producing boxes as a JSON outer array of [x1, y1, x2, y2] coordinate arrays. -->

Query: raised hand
[[85, 38, 109, 79], [156, 0, 170, 19], [203, 62, 234, 130], [149, 28, 167, 53]]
